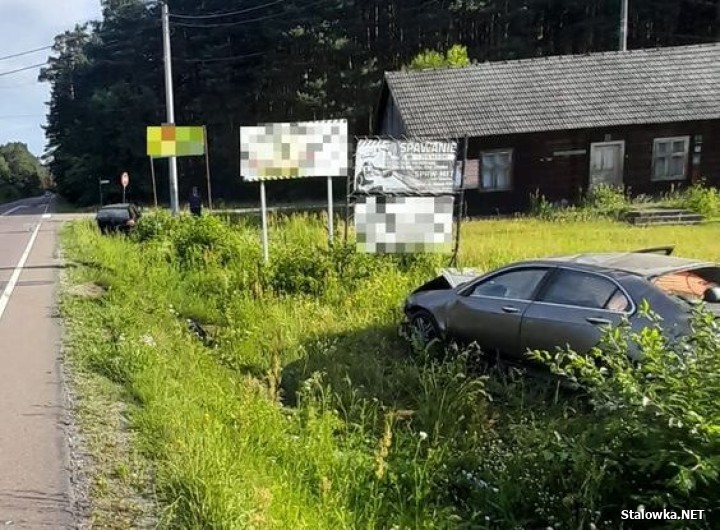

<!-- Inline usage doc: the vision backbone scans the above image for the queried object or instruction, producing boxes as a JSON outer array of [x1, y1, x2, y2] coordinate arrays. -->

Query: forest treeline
[[41, 0, 720, 205], [0, 142, 49, 202]]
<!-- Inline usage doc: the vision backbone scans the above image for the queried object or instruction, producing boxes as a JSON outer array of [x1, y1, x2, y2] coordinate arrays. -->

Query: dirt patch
[[67, 282, 107, 299]]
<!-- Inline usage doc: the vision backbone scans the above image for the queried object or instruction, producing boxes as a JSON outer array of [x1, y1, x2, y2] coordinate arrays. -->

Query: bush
[[135, 211, 258, 270], [133, 208, 182, 243], [529, 189, 555, 219], [679, 181, 720, 217], [529, 185, 632, 222], [171, 215, 245, 268], [583, 184, 630, 217], [529, 187, 625, 222], [530, 306, 720, 522], [267, 244, 335, 296]]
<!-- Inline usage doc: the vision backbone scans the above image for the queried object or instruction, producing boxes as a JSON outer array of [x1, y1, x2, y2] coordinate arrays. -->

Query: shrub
[[583, 184, 630, 217], [328, 242, 392, 290], [679, 181, 720, 217], [531, 305, 720, 521], [529, 189, 554, 219], [267, 243, 335, 296], [529, 188, 618, 222], [171, 215, 245, 268], [529, 185, 631, 222], [133, 208, 182, 243]]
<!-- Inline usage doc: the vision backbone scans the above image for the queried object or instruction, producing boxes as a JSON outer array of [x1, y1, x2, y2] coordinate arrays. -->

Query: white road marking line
[[0, 202, 50, 323], [0, 205, 28, 216]]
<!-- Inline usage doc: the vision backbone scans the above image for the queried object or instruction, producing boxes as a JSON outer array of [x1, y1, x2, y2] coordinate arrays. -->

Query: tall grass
[[61, 213, 720, 528]]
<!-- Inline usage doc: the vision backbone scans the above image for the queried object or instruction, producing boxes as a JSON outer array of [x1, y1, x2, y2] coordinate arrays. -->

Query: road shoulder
[[58, 223, 161, 529]]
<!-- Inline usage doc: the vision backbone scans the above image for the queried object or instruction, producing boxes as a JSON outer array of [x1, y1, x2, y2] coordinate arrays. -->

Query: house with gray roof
[[376, 43, 720, 214]]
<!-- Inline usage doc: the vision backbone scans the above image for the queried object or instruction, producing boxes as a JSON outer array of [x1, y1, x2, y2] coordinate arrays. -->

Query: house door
[[589, 141, 625, 189]]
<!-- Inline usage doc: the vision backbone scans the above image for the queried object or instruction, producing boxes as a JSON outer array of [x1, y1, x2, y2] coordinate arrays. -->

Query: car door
[[520, 268, 633, 357], [446, 267, 552, 358]]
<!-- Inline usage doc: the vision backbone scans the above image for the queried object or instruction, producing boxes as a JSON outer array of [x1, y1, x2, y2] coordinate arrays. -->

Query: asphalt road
[[0, 196, 76, 528]]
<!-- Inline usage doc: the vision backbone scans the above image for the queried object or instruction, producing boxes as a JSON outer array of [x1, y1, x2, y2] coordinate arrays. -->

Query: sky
[[0, 0, 102, 157]]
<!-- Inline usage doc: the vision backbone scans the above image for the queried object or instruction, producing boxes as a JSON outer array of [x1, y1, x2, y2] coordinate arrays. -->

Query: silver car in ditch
[[402, 247, 720, 359]]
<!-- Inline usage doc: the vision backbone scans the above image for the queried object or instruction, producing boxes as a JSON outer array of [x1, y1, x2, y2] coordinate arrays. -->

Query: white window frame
[[479, 149, 513, 192], [651, 136, 690, 182]]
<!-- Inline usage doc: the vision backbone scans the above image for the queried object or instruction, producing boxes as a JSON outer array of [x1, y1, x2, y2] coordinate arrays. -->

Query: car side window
[[605, 289, 631, 312], [539, 270, 627, 311], [471, 269, 548, 300]]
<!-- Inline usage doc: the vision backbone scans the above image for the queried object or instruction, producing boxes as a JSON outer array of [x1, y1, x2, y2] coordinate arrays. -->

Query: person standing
[[189, 187, 202, 217]]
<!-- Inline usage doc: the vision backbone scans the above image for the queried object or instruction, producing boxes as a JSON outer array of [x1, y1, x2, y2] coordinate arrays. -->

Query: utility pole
[[162, 2, 180, 214], [619, 0, 629, 51]]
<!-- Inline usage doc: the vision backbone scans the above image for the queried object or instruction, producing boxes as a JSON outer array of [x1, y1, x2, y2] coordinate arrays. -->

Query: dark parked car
[[96, 203, 141, 234], [402, 247, 720, 360]]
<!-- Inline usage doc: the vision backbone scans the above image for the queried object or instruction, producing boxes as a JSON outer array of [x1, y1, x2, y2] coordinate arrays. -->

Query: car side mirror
[[703, 286, 720, 303]]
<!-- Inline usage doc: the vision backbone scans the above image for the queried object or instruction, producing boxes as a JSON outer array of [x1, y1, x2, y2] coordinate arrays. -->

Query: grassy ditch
[[60, 212, 720, 528]]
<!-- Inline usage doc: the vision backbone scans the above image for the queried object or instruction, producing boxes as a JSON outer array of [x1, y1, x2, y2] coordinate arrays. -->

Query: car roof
[[519, 252, 716, 279]]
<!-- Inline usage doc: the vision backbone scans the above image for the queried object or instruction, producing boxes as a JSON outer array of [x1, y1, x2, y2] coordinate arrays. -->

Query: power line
[[0, 63, 47, 78], [170, 0, 332, 28], [183, 52, 265, 64], [0, 45, 53, 62], [170, 12, 288, 29], [169, 0, 284, 20]]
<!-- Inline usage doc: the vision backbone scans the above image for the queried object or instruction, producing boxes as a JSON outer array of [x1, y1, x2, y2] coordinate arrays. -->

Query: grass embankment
[[61, 213, 720, 528]]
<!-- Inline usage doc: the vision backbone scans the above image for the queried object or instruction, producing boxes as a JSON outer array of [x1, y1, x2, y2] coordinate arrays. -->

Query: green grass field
[[60, 213, 720, 529], [460, 217, 720, 266]]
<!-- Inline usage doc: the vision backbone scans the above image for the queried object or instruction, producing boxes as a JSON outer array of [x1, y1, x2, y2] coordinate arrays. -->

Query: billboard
[[354, 139, 458, 194], [147, 126, 205, 158], [354, 195, 454, 254], [241, 120, 349, 181]]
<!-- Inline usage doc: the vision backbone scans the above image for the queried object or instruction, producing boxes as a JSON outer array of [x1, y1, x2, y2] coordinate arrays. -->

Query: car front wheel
[[409, 310, 441, 345]]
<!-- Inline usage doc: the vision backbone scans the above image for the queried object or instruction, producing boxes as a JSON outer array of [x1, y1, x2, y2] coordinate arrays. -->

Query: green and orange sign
[[147, 125, 205, 158]]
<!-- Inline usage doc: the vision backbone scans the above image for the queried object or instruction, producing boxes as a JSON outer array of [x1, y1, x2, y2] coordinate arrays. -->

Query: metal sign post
[[450, 136, 469, 267], [327, 176, 334, 245], [260, 181, 269, 263], [203, 125, 213, 210], [98, 178, 110, 206], [344, 170, 351, 244], [149, 157, 158, 207], [121, 172, 129, 203], [345, 141, 357, 245]]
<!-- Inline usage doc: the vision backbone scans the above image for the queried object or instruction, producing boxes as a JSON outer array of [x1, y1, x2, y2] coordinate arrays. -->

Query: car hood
[[411, 268, 482, 294]]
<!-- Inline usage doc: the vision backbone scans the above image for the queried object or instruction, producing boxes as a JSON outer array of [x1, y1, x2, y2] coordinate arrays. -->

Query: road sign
[[120, 172, 129, 188], [99, 179, 110, 185]]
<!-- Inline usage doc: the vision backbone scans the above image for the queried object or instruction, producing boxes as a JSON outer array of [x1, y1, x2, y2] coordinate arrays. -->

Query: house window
[[480, 150, 513, 191], [652, 137, 689, 181]]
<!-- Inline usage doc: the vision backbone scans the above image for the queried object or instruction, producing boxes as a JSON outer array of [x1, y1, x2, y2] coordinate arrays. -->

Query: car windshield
[[652, 267, 720, 304]]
